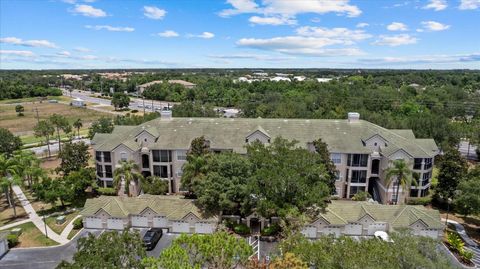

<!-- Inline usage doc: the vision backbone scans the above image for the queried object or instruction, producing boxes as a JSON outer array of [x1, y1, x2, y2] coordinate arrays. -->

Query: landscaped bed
[[444, 224, 475, 267], [45, 211, 79, 235]]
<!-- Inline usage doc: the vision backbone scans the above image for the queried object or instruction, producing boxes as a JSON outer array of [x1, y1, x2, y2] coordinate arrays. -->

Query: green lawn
[[0, 96, 70, 105], [45, 211, 79, 235], [9, 221, 59, 248], [67, 227, 82, 240], [21, 128, 89, 145]]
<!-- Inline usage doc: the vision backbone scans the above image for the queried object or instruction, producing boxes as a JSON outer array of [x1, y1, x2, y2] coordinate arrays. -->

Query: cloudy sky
[[0, 0, 479, 69]]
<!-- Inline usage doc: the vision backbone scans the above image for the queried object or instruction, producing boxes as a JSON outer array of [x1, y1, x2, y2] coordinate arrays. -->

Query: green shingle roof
[[317, 200, 443, 229], [92, 117, 438, 157], [81, 195, 217, 221]]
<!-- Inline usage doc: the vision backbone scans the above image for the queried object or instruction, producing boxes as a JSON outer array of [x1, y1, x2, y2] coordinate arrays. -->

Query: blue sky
[[1, 0, 479, 69]]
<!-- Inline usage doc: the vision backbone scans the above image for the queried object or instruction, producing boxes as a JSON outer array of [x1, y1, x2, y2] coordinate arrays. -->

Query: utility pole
[[33, 107, 40, 124]]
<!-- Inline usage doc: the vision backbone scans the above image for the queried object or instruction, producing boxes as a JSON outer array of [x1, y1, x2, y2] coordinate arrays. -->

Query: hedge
[[73, 217, 83, 229], [97, 187, 117, 196]]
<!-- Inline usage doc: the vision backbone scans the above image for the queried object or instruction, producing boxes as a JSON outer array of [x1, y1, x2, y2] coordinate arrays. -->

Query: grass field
[[9, 221, 59, 248], [0, 100, 111, 137], [46, 211, 79, 235], [0, 96, 70, 105]]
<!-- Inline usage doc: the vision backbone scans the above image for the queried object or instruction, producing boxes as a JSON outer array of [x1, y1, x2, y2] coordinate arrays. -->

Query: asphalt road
[[0, 229, 177, 269]]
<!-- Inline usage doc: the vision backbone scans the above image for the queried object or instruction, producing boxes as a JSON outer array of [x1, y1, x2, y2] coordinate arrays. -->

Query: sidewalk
[[11, 185, 69, 244], [0, 219, 30, 231]]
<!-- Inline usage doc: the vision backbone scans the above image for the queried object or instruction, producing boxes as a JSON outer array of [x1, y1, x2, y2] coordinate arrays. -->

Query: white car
[[374, 231, 393, 243]]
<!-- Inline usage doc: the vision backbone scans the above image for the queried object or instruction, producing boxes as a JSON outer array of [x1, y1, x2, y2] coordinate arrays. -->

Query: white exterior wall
[[0, 239, 8, 257], [344, 223, 363, 235]]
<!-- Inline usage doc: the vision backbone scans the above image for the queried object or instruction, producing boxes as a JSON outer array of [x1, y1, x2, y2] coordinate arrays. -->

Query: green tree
[[0, 128, 22, 157], [113, 160, 143, 196], [49, 114, 71, 152], [269, 253, 308, 269], [0, 154, 22, 217], [140, 176, 168, 195], [14, 151, 45, 187], [34, 120, 54, 157], [181, 136, 210, 195], [247, 137, 331, 218], [88, 117, 114, 139], [454, 166, 480, 216], [312, 138, 337, 194], [111, 92, 130, 110], [56, 141, 90, 175], [142, 232, 252, 269], [437, 148, 468, 199], [62, 168, 97, 205], [15, 104, 24, 116], [73, 118, 83, 138], [385, 159, 416, 204], [57, 230, 146, 269]]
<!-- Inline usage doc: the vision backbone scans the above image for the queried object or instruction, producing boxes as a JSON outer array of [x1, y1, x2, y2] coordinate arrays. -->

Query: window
[[410, 189, 418, 198], [103, 152, 111, 163], [421, 171, 432, 185], [348, 154, 368, 167], [153, 165, 169, 178], [420, 187, 430, 197], [349, 186, 365, 198], [96, 164, 103, 177], [330, 153, 342, 164], [177, 150, 187, 161], [424, 158, 432, 169], [160, 150, 171, 162], [95, 151, 102, 162], [351, 170, 367, 183], [104, 165, 112, 178], [152, 150, 160, 162], [335, 171, 341, 181], [176, 169, 183, 177], [120, 152, 127, 162], [413, 158, 422, 170]]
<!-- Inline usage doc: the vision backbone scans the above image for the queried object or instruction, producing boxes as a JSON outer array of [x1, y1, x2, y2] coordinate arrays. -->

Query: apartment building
[[91, 112, 438, 204]]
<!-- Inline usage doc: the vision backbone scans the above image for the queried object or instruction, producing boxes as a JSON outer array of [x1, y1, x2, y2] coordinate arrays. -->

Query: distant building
[[137, 80, 196, 93], [71, 97, 85, 107], [223, 108, 240, 118], [270, 76, 291, 82], [317, 78, 333, 83], [294, 76, 306, 81]]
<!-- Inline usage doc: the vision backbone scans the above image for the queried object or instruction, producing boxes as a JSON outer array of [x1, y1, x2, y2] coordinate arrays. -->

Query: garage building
[[301, 200, 444, 239], [0, 232, 9, 258], [81, 195, 218, 233]]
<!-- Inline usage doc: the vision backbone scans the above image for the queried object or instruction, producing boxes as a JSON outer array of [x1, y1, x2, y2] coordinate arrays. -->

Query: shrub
[[7, 234, 19, 247], [131, 109, 139, 113], [407, 196, 432, 206], [461, 250, 474, 262], [233, 223, 250, 235], [261, 223, 280, 236], [97, 187, 117, 196], [352, 191, 371, 201], [73, 217, 83, 229], [447, 232, 464, 253]]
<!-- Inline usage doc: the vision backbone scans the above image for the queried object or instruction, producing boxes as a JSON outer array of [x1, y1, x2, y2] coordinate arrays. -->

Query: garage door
[[153, 216, 168, 228], [418, 229, 439, 239], [301, 226, 317, 238], [195, 222, 214, 234], [0, 240, 6, 256], [85, 217, 103, 229], [131, 216, 148, 227], [344, 224, 362, 235], [367, 223, 387, 235], [172, 221, 190, 233], [107, 218, 124, 230]]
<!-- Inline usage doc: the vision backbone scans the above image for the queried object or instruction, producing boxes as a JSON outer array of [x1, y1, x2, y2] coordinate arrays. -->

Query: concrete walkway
[[0, 219, 30, 231], [11, 185, 68, 244], [60, 215, 82, 239], [444, 219, 480, 268]]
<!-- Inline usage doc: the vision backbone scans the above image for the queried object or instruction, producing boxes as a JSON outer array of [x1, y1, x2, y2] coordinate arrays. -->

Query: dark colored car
[[143, 228, 163, 251]]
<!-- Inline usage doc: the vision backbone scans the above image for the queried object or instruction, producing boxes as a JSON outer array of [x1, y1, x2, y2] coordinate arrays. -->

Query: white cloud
[[219, 0, 361, 25], [0, 37, 58, 48], [387, 22, 408, 31], [143, 6, 166, 20], [188, 32, 215, 39], [421, 21, 450, 31], [358, 53, 480, 65], [356, 22, 369, 28], [71, 4, 106, 17], [157, 30, 179, 37], [423, 0, 448, 11], [208, 54, 294, 61], [74, 47, 91, 52], [57, 50, 71, 57], [296, 26, 371, 42], [373, 34, 418, 46], [85, 25, 135, 32], [79, 55, 98, 60], [248, 16, 296, 25], [459, 0, 480, 9], [0, 50, 35, 57]]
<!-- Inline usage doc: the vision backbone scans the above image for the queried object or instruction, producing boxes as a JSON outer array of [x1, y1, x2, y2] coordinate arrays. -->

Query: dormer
[[363, 134, 388, 150], [245, 126, 271, 144], [134, 127, 159, 146]]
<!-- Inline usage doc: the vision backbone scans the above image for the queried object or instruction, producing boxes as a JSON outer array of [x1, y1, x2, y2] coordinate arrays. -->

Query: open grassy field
[[9, 221, 59, 248], [0, 96, 71, 105], [0, 100, 111, 137]]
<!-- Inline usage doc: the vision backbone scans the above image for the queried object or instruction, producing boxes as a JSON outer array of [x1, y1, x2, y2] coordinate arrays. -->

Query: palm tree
[[34, 120, 55, 158], [73, 118, 83, 139], [385, 159, 416, 205], [113, 160, 143, 196], [14, 151, 45, 188], [0, 154, 22, 217], [181, 155, 208, 195]]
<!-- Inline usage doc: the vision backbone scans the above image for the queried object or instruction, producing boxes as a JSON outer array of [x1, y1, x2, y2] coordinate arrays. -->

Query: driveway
[[0, 229, 102, 269]]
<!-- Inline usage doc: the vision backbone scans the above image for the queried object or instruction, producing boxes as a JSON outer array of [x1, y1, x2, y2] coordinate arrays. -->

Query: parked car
[[143, 228, 163, 250], [48, 99, 58, 103]]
